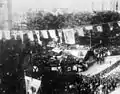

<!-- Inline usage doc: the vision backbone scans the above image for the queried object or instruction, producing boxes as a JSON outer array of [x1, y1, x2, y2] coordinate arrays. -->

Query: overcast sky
[[12, 0, 117, 13]]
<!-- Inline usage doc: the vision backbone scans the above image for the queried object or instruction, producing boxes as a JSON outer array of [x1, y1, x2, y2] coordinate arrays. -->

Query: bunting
[[23, 32, 29, 43], [40, 30, 49, 39], [63, 29, 75, 44], [48, 30, 58, 41], [0, 30, 2, 40], [96, 26, 103, 32], [17, 31, 24, 43], [74, 27, 84, 36], [48, 30, 56, 38], [85, 26, 93, 30], [117, 21, 120, 27], [28, 31, 34, 41], [34, 30, 42, 45], [57, 29, 63, 43], [10, 30, 17, 40], [0, 20, 120, 44], [2, 30, 11, 40], [25, 76, 41, 94]]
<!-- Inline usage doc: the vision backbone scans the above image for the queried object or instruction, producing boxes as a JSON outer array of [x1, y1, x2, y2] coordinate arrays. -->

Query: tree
[[91, 11, 120, 24], [90, 11, 120, 46], [26, 10, 93, 30]]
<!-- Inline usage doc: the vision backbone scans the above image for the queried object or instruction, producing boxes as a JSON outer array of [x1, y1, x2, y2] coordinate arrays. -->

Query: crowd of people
[[0, 39, 26, 94], [1, 37, 120, 94], [24, 43, 116, 94]]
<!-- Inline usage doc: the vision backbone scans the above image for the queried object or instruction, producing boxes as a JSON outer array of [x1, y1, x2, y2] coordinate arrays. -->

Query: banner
[[27, 31, 34, 41], [75, 27, 84, 36], [40, 30, 49, 39], [63, 29, 75, 44], [25, 76, 41, 94], [48, 30, 56, 39], [117, 21, 120, 27], [57, 29, 63, 43], [17, 31, 24, 43], [2, 30, 11, 40], [48, 30, 58, 41], [96, 26, 103, 32], [85, 25, 93, 30], [1, 19, 120, 41], [0, 30, 2, 40], [34, 30, 42, 45], [10, 30, 17, 40]]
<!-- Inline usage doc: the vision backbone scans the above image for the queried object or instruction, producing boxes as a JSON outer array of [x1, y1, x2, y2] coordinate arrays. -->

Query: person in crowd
[[0, 39, 26, 94]]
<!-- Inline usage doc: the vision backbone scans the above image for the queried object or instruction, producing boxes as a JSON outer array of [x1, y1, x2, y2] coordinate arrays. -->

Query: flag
[[48, 30, 58, 41], [75, 27, 84, 36], [23, 32, 29, 43], [11, 30, 17, 40], [85, 25, 93, 30], [96, 26, 103, 32], [48, 30, 56, 38], [34, 30, 42, 45], [40, 30, 49, 39], [2, 30, 11, 40], [57, 29, 63, 43], [0, 30, 2, 40], [117, 21, 120, 27], [27, 31, 34, 41], [62, 29, 75, 44], [17, 31, 24, 43], [25, 76, 41, 94]]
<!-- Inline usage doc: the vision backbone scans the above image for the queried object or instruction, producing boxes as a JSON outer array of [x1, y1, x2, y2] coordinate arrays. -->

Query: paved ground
[[102, 64, 120, 78], [81, 55, 120, 76], [110, 87, 120, 94], [25, 55, 120, 94]]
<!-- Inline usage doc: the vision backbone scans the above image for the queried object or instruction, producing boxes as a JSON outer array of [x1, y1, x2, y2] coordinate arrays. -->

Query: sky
[[12, 0, 118, 13]]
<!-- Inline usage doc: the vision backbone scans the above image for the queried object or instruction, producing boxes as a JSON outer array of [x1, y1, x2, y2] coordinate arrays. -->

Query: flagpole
[[116, 0, 118, 12], [102, 0, 104, 11], [92, 2, 94, 12], [90, 30, 92, 48]]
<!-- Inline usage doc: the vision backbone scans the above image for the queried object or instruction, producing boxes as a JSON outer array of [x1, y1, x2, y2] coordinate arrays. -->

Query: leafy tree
[[26, 10, 93, 30], [91, 11, 120, 24], [90, 11, 120, 46]]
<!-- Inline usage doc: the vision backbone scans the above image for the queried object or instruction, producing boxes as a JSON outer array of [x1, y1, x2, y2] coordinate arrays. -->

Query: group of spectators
[[22, 40, 112, 94], [0, 39, 26, 94], [1, 37, 120, 94], [25, 44, 107, 94]]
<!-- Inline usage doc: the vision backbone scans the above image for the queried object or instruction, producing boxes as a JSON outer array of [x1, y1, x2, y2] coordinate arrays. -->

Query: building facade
[[0, 0, 12, 30]]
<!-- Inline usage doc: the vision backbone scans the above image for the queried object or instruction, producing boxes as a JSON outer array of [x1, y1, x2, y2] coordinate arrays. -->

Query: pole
[[102, 0, 104, 11], [7, 0, 12, 30], [90, 30, 92, 48], [116, 0, 118, 12], [92, 2, 94, 12]]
